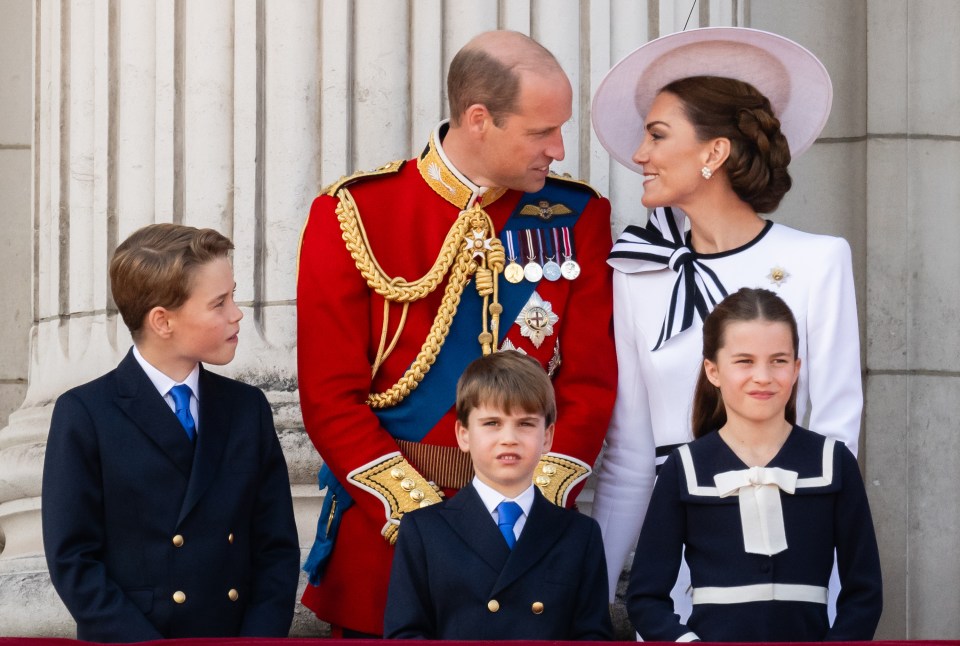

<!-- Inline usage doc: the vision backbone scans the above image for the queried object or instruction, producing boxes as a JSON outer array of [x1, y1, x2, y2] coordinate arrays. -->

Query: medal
[[503, 231, 524, 284], [523, 229, 542, 283], [559, 226, 581, 280], [516, 291, 559, 348], [542, 228, 562, 281]]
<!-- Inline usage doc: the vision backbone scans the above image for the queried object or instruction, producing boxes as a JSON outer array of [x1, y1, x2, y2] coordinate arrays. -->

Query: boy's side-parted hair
[[110, 223, 234, 339], [456, 350, 557, 427]]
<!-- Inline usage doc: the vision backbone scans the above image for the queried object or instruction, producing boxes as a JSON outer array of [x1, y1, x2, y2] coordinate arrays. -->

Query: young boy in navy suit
[[384, 350, 613, 640], [42, 224, 300, 642]]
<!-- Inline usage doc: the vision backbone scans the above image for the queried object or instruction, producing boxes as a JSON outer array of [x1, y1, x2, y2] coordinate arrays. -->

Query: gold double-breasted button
[[228, 533, 235, 544], [487, 599, 500, 613], [172, 591, 186, 604], [172, 535, 184, 547], [228, 589, 239, 601], [531, 601, 544, 615]]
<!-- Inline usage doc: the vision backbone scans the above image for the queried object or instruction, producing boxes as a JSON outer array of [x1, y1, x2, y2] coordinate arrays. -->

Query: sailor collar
[[417, 120, 508, 210]]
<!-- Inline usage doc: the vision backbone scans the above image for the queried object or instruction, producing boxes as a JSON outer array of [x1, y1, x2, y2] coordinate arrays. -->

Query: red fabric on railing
[[1, 639, 958, 645]]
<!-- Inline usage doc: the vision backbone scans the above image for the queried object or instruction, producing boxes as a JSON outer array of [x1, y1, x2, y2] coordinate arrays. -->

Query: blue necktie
[[169, 384, 196, 442], [496, 501, 523, 549]]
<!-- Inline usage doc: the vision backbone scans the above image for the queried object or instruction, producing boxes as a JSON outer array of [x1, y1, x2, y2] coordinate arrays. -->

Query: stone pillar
[[11, 0, 958, 640], [0, 0, 609, 637], [0, 0, 329, 636], [865, 0, 960, 638]]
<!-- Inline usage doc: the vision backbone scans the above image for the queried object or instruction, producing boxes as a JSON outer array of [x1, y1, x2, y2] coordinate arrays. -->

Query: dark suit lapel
[[177, 365, 230, 525], [440, 483, 511, 574], [491, 488, 573, 595], [114, 350, 195, 478]]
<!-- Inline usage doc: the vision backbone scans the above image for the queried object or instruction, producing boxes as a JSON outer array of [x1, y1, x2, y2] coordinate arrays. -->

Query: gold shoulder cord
[[336, 188, 505, 408]]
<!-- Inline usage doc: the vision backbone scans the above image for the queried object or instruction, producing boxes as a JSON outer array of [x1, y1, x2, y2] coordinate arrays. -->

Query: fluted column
[[0, 0, 623, 637]]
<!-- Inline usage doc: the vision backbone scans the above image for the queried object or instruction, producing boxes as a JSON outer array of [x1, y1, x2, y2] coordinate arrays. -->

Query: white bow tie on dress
[[714, 466, 798, 556]]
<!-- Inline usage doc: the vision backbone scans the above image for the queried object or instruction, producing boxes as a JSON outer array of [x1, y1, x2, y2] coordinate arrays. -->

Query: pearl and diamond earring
[[701, 166, 713, 180]]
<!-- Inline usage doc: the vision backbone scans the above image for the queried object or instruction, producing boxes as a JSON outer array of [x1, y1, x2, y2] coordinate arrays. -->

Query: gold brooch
[[519, 200, 572, 221], [767, 266, 790, 287]]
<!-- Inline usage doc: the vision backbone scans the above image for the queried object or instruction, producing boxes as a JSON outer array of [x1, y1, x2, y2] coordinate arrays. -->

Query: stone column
[[865, 0, 960, 638], [0, 0, 328, 636], [0, 0, 610, 637]]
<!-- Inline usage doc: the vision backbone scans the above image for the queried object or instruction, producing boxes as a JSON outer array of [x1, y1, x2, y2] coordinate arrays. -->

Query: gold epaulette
[[533, 453, 592, 507], [347, 453, 444, 544], [546, 171, 602, 198], [321, 160, 406, 197]]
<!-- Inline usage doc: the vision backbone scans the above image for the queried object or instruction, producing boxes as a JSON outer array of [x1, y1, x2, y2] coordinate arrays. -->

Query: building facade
[[0, 0, 957, 638]]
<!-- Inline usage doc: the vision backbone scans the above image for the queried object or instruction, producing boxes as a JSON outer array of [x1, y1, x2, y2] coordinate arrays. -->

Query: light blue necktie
[[496, 501, 523, 549], [169, 384, 196, 442]]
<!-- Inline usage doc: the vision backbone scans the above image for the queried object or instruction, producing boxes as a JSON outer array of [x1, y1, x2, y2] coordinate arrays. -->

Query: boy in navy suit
[[384, 350, 613, 640], [42, 224, 300, 642]]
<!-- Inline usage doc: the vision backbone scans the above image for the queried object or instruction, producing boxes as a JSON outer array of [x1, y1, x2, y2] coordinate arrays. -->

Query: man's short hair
[[109, 223, 234, 339], [447, 31, 561, 127], [456, 350, 557, 426]]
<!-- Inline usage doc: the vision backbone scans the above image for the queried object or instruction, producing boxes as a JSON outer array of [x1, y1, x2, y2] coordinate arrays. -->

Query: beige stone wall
[[0, 0, 32, 428]]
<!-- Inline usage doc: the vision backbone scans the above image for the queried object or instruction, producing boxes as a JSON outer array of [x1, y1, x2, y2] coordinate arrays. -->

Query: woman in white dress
[[590, 27, 862, 621]]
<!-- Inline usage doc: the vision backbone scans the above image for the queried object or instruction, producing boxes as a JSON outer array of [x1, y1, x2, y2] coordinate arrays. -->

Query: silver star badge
[[515, 291, 559, 348], [498, 338, 527, 355]]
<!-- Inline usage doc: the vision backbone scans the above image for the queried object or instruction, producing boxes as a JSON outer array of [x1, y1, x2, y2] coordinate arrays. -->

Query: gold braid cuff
[[347, 453, 444, 545], [336, 188, 503, 408], [533, 454, 592, 507]]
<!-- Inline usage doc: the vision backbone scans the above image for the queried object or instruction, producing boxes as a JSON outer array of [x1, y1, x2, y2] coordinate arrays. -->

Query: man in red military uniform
[[297, 30, 616, 636]]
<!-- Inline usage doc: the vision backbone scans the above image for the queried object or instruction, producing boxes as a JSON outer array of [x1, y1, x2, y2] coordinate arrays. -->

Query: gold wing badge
[[519, 200, 573, 221]]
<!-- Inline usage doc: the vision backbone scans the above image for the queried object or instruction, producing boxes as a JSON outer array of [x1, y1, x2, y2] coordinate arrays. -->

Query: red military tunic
[[297, 123, 616, 634]]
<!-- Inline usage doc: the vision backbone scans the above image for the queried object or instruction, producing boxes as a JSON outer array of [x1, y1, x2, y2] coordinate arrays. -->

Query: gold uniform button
[[542, 464, 557, 475], [531, 601, 544, 614], [535, 475, 551, 487], [410, 488, 425, 502], [390, 467, 405, 480], [172, 591, 186, 604], [172, 535, 184, 547], [228, 589, 239, 601], [400, 478, 416, 492], [487, 599, 500, 613], [228, 533, 234, 544]]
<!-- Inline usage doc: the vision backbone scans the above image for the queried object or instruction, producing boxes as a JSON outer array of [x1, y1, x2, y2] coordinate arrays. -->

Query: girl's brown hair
[[692, 287, 799, 438]]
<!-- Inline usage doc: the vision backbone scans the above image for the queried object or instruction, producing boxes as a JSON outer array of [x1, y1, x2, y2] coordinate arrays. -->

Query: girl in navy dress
[[627, 287, 881, 641]]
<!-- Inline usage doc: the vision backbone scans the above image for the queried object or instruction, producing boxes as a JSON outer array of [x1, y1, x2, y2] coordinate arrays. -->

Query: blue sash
[[374, 180, 591, 440], [303, 180, 591, 582]]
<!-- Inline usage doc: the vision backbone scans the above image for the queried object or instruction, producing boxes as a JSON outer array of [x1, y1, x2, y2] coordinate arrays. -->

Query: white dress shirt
[[132, 345, 201, 434], [472, 476, 535, 541]]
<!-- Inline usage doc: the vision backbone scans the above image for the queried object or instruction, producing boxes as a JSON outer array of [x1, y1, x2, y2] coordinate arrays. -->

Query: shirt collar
[[472, 476, 535, 517], [132, 345, 201, 400], [416, 120, 507, 210]]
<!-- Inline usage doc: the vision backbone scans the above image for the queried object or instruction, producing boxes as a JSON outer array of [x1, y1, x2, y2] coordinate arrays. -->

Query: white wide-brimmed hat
[[592, 27, 833, 174]]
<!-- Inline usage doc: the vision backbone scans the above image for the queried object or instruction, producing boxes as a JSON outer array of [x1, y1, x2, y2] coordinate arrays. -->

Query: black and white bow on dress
[[608, 207, 728, 350]]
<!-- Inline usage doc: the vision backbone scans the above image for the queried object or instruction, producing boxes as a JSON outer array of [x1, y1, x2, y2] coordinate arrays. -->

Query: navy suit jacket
[[42, 349, 300, 642], [384, 483, 612, 640]]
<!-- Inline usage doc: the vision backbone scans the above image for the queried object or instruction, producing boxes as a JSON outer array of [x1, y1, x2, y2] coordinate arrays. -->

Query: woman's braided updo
[[661, 76, 793, 213]]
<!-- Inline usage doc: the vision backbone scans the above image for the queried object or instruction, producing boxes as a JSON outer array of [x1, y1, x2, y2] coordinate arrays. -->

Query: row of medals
[[502, 229, 581, 284]]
